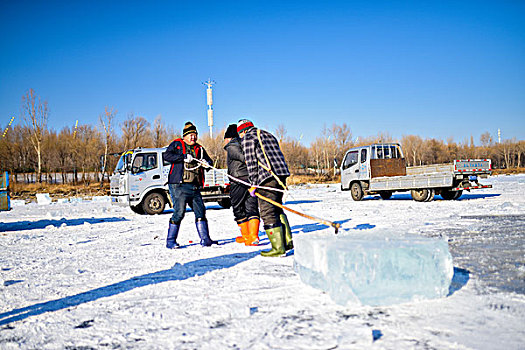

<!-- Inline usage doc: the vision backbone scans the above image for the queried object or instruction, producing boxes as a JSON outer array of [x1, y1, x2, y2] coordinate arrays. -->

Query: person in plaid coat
[[237, 119, 293, 257]]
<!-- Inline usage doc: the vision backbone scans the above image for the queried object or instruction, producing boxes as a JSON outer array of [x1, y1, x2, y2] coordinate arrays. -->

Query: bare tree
[[152, 115, 174, 147], [99, 106, 117, 183], [121, 113, 152, 149], [21, 89, 48, 182], [480, 132, 493, 147], [331, 123, 353, 161], [200, 128, 226, 168], [401, 135, 424, 166], [275, 124, 287, 144]]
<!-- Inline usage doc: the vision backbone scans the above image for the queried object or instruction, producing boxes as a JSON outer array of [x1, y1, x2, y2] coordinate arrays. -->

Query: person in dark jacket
[[223, 124, 260, 246], [162, 121, 217, 248], [237, 119, 293, 257]]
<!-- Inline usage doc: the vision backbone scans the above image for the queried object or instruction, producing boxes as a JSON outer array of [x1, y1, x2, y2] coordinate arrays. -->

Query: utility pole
[[498, 128, 501, 144], [203, 79, 215, 137]]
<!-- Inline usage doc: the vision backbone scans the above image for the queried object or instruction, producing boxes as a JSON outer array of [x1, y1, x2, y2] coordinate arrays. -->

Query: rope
[[256, 128, 288, 191], [193, 158, 340, 234], [193, 158, 286, 193]]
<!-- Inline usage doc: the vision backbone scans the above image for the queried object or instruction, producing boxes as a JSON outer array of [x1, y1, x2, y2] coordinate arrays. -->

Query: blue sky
[[1, 0, 524, 145]]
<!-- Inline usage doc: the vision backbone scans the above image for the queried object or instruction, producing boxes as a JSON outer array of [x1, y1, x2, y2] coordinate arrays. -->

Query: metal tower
[[203, 79, 215, 137]]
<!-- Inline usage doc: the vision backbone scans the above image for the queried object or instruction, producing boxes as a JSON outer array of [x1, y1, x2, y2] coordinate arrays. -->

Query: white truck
[[110, 147, 231, 214], [340, 143, 492, 202]]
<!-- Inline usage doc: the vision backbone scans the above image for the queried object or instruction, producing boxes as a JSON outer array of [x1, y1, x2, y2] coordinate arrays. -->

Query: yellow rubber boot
[[235, 221, 249, 244], [245, 217, 260, 246]]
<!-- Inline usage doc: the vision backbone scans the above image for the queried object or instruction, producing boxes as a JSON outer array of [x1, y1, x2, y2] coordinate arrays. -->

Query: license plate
[[469, 175, 478, 181]]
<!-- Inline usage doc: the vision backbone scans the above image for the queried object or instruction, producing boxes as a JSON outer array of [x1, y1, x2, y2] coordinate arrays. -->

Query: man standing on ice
[[162, 121, 218, 248], [237, 119, 293, 257], [223, 124, 261, 246]]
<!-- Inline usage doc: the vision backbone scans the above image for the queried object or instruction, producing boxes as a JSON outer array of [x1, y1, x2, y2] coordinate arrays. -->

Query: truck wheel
[[453, 190, 463, 200], [351, 182, 364, 201], [142, 192, 166, 215], [411, 189, 429, 202], [379, 191, 392, 200], [218, 198, 231, 209], [130, 205, 145, 215], [424, 189, 435, 202], [440, 189, 456, 200]]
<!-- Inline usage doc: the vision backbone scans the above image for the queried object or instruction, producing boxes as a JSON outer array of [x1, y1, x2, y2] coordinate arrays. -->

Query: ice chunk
[[92, 196, 111, 202], [10, 199, 25, 207], [294, 231, 454, 306], [36, 193, 52, 205]]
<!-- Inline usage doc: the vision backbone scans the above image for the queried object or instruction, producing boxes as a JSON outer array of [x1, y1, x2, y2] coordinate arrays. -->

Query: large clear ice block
[[294, 231, 454, 306]]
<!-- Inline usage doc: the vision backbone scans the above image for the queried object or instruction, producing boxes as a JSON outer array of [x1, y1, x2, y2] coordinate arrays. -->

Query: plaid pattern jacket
[[242, 127, 290, 186]]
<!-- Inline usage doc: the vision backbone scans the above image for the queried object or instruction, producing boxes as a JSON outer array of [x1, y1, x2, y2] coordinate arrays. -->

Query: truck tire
[[218, 198, 231, 209], [411, 189, 429, 202], [440, 189, 456, 200], [424, 189, 435, 202], [142, 192, 166, 215], [379, 191, 392, 200], [351, 182, 364, 201], [130, 204, 145, 215]]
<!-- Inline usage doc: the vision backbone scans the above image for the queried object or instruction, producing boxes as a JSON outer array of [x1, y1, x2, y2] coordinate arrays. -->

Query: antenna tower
[[203, 79, 215, 137]]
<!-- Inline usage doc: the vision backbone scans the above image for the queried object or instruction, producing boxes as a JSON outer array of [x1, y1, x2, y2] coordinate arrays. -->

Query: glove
[[249, 187, 257, 197], [184, 154, 194, 163]]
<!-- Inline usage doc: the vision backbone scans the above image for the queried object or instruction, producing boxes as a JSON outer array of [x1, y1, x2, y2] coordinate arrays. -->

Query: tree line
[[1, 89, 523, 184]]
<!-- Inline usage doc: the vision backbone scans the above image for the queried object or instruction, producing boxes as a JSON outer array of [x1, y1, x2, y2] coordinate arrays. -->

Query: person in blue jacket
[[162, 122, 217, 248]]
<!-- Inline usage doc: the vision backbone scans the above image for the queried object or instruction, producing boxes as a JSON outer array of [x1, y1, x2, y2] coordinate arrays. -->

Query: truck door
[[341, 149, 360, 188], [358, 148, 369, 180], [128, 152, 161, 203]]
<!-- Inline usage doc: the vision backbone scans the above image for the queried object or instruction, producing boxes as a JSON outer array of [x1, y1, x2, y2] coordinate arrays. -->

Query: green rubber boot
[[280, 214, 293, 251], [261, 226, 286, 257]]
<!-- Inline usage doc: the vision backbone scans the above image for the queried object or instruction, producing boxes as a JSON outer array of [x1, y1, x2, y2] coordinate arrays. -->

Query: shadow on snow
[[448, 267, 470, 296], [0, 217, 129, 233], [0, 251, 259, 326], [360, 193, 500, 201]]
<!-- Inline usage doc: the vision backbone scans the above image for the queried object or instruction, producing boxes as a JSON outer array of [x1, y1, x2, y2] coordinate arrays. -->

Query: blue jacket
[[162, 139, 212, 185]]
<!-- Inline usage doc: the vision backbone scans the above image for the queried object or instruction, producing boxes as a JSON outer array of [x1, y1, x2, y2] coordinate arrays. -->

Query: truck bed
[[406, 163, 454, 175], [203, 169, 230, 187], [369, 172, 453, 191]]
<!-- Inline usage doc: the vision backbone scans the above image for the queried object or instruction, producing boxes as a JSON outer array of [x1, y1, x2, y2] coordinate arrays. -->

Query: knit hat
[[237, 119, 254, 134], [224, 124, 238, 139], [182, 122, 197, 137]]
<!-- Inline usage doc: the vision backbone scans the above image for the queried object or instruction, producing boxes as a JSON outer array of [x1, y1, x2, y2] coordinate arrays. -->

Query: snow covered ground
[[1, 174, 524, 349]]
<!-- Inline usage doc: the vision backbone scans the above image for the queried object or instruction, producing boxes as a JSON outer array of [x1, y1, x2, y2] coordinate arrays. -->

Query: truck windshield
[[114, 154, 127, 173]]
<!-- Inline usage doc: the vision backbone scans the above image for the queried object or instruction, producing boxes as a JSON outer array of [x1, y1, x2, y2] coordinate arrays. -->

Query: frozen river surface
[[0, 174, 524, 349]]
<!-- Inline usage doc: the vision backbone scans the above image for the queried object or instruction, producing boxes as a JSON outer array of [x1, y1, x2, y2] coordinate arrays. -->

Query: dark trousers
[[168, 183, 206, 224], [230, 181, 259, 223], [257, 177, 286, 228]]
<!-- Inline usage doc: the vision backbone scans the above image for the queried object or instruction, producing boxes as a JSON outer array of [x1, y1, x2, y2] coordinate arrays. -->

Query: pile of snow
[[294, 231, 453, 306], [35, 193, 52, 205]]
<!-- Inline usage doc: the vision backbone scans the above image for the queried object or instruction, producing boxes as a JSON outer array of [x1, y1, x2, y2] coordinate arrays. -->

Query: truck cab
[[341, 143, 405, 188], [111, 148, 170, 214]]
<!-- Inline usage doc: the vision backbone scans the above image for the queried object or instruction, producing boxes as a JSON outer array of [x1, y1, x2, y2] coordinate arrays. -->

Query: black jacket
[[224, 137, 249, 181]]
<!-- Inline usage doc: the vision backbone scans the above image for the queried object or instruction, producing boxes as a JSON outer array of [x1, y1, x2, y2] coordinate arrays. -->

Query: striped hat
[[182, 122, 197, 137], [237, 119, 254, 134]]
